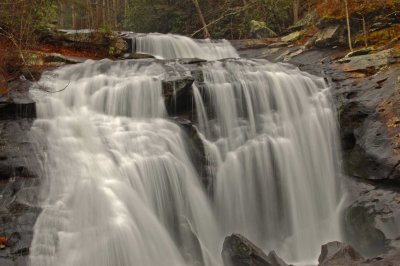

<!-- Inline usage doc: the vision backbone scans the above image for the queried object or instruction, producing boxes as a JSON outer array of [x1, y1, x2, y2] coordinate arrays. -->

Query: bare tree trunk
[[58, 0, 65, 28], [242, 0, 248, 16], [344, 0, 353, 51], [124, 0, 128, 17], [361, 15, 368, 47], [102, 0, 106, 27], [191, 0, 210, 38], [72, 4, 77, 29], [293, 0, 300, 23]]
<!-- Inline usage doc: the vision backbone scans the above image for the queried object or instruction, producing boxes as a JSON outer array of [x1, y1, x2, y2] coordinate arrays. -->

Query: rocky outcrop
[[0, 73, 40, 266], [0, 79, 36, 119], [0, 119, 41, 266], [314, 24, 346, 48], [318, 241, 364, 266], [171, 117, 214, 192], [318, 241, 400, 266], [162, 76, 195, 116], [37, 29, 129, 57], [222, 234, 289, 266], [342, 176, 400, 257], [250, 20, 277, 39], [281, 31, 303, 43]]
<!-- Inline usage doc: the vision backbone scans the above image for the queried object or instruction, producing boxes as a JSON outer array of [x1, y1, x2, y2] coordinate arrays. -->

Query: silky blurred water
[[29, 38, 341, 266], [133, 33, 239, 60]]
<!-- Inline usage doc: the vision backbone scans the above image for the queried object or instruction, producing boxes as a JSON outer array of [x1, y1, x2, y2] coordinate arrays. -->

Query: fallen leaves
[[0, 236, 7, 249]]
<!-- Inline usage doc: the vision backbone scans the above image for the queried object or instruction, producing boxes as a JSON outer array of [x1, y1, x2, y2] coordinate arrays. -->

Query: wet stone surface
[[0, 119, 41, 265]]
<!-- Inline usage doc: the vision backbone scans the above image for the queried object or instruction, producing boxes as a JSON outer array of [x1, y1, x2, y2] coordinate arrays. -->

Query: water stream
[[29, 34, 341, 266]]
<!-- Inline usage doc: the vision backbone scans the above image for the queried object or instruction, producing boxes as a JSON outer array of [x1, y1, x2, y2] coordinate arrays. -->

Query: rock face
[[222, 234, 289, 266], [314, 25, 346, 48], [250, 20, 277, 39], [171, 117, 214, 192], [281, 31, 303, 43], [0, 76, 41, 265], [342, 176, 400, 257], [162, 76, 195, 116], [0, 79, 36, 120], [318, 241, 364, 266], [0, 119, 41, 266]]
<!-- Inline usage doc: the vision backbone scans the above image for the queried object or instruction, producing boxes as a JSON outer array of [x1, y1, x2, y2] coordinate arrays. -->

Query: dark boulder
[[318, 241, 364, 266], [171, 117, 214, 192], [222, 234, 289, 266], [0, 79, 36, 119], [162, 76, 195, 116], [314, 25, 346, 48]]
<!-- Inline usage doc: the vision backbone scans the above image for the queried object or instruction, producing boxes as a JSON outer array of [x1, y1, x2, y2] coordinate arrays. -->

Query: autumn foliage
[[316, 0, 400, 18]]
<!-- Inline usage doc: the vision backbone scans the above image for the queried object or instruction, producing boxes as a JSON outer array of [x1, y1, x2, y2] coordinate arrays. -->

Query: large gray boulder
[[342, 177, 400, 257], [318, 241, 364, 266], [250, 20, 277, 39], [314, 25, 346, 48], [222, 234, 289, 266]]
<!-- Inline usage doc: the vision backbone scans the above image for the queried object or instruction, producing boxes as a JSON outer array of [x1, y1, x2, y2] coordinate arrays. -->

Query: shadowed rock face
[[162, 76, 195, 116], [222, 234, 289, 266], [0, 119, 41, 266]]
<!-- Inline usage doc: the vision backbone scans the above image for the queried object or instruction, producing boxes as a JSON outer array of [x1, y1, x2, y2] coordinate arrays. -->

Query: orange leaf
[[0, 236, 7, 246]]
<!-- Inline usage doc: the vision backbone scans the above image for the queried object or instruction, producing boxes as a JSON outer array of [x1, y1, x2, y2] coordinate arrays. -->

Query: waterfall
[[30, 60, 221, 266], [30, 37, 341, 266], [194, 59, 341, 262], [133, 33, 239, 60]]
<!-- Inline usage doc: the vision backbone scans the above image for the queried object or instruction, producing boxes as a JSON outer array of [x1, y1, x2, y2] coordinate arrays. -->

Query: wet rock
[[0, 118, 41, 265], [267, 42, 288, 49], [222, 234, 289, 266], [281, 31, 303, 43], [0, 258, 14, 266], [171, 117, 214, 192], [162, 76, 195, 116], [318, 241, 364, 266], [314, 25, 346, 48], [266, 251, 289, 266], [250, 20, 277, 39], [364, 249, 400, 266], [338, 49, 399, 73], [345, 47, 375, 58], [231, 39, 270, 50], [342, 176, 400, 257], [6, 232, 21, 248], [43, 53, 85, 64], [0, 79, 36, 119], [121, 53, 155, 59]]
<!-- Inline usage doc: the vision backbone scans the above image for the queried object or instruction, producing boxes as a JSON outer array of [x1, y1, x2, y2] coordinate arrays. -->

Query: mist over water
[[30, 34, 341, 266]]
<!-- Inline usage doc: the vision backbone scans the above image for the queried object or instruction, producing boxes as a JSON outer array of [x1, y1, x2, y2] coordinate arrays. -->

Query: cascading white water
[[133, 33, 239, 60], [30, 36, 341, 266], [193, 59, 341, 263], [30, 60, 221, 266]]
